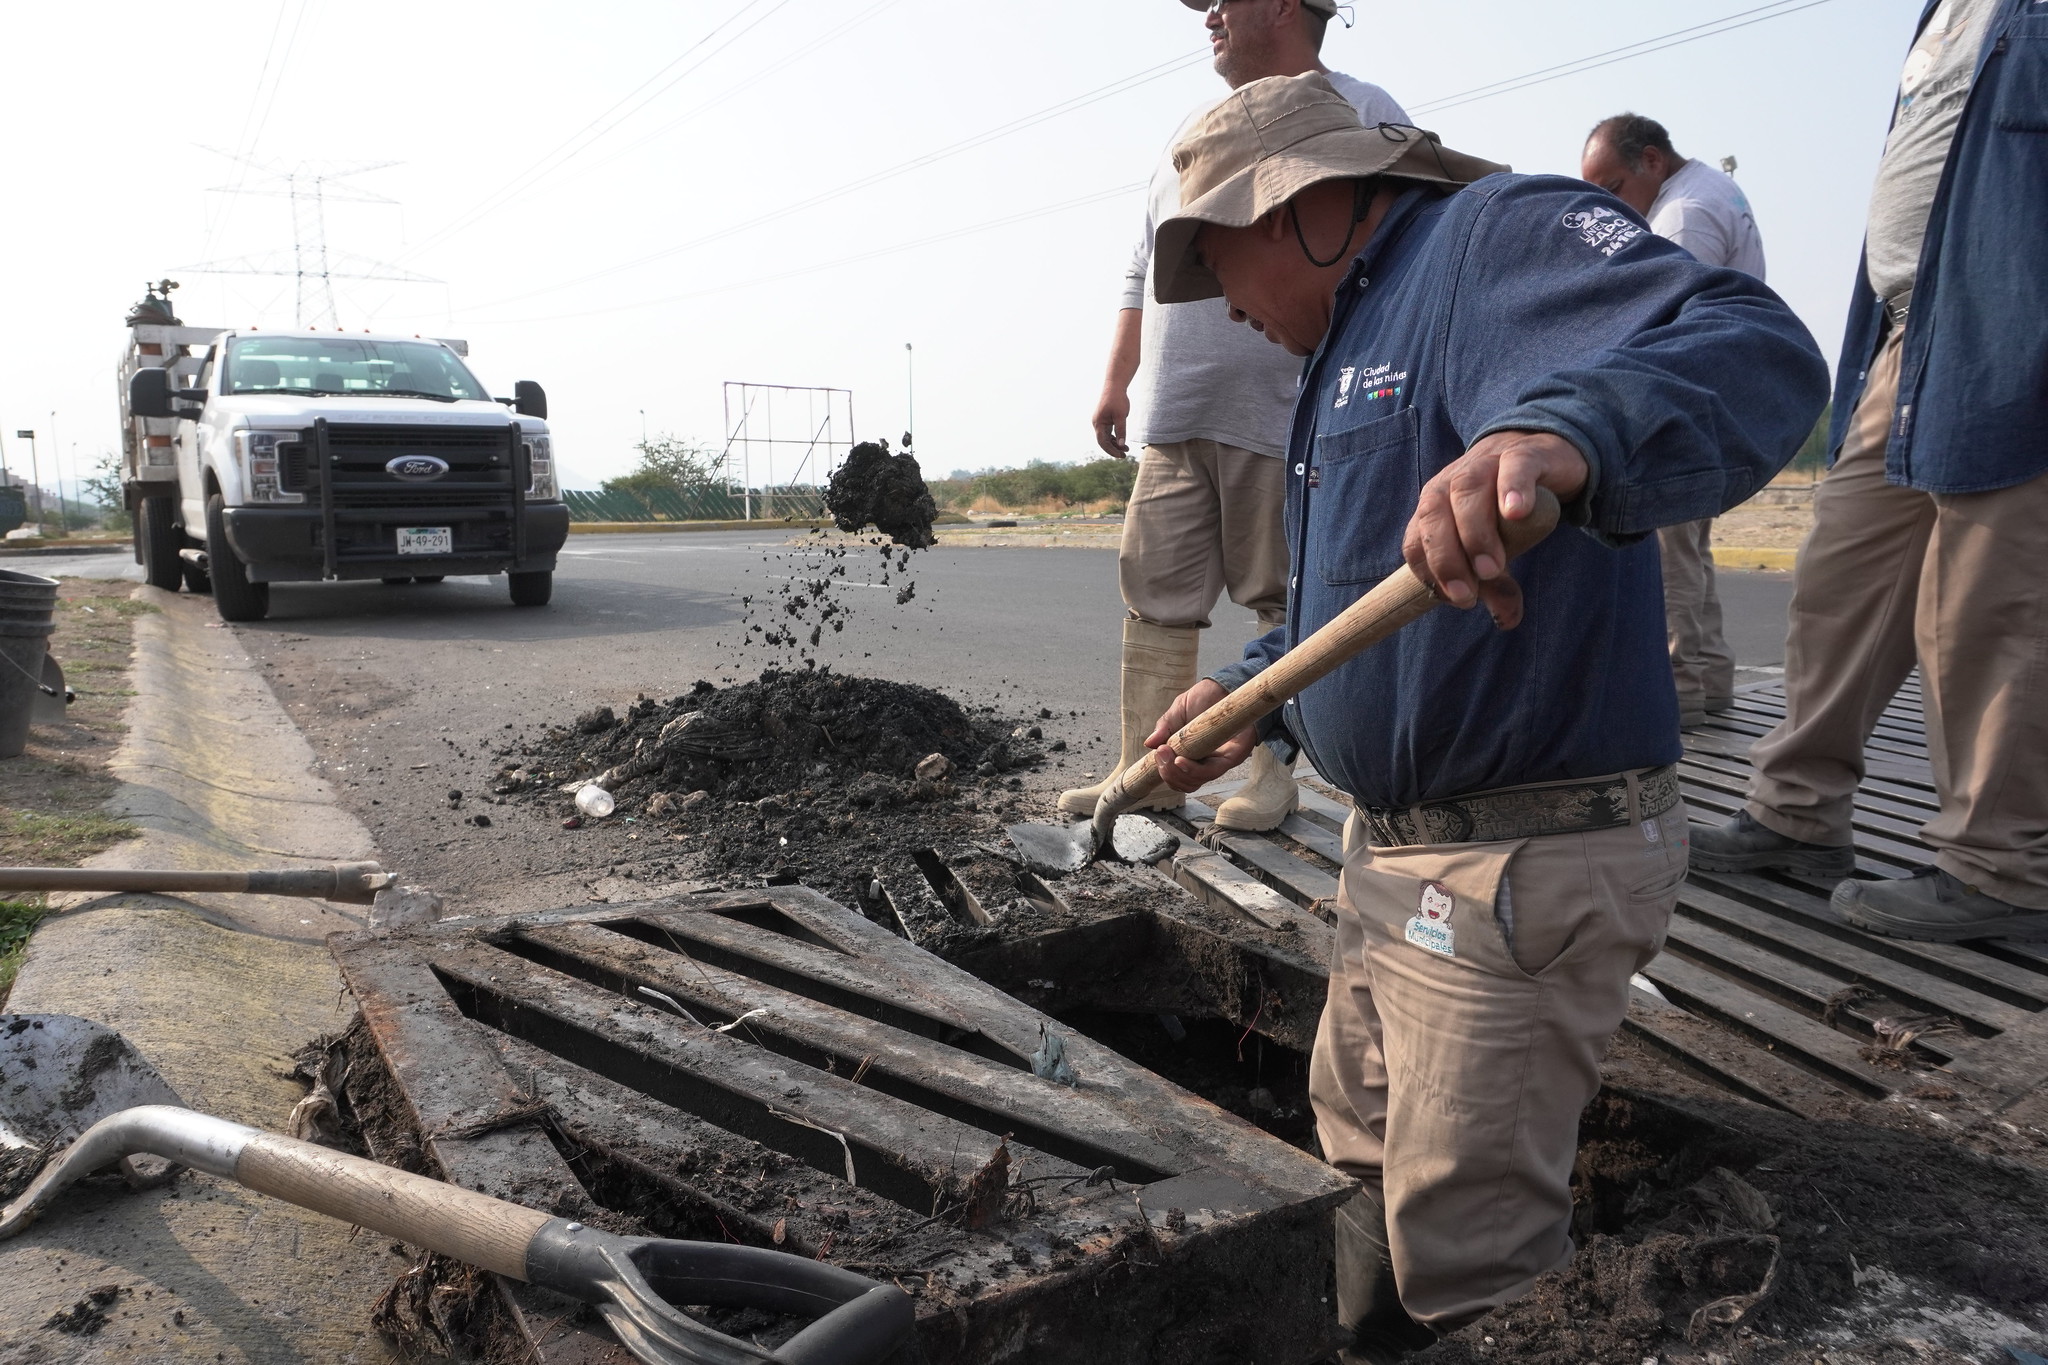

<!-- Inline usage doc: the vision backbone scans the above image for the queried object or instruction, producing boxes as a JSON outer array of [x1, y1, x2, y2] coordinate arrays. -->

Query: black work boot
[[1689, 810, 1855, 878], [1834, 866, 2048, 942], [1334, 1191, 1435, 1365]]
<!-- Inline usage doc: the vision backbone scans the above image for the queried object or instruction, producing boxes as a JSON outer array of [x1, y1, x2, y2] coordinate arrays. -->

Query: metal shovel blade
[[1005, 814, 1178, 878], [30, 657, 68, 725], [0, 1015, 185, 1190]]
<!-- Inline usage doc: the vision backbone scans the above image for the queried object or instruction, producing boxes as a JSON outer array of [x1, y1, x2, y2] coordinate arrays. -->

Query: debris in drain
[[825, 438, 937, 549], [505, 671, 1062, 912], [327, 888, 1358, 1365], [1029, 1024, 1078, 1087], [1416, 1086, 2048, 1365]]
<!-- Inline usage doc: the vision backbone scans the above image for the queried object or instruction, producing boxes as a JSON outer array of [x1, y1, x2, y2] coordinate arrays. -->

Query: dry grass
[[0, 579, 146, 1002], [1716, 499, 1815, 552], [962, 495, 1127, 517]]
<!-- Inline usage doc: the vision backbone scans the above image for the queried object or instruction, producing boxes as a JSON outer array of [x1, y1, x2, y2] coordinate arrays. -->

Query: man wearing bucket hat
[[1060, 0, 1406, 834], [1142, 74, 1827, 1357]]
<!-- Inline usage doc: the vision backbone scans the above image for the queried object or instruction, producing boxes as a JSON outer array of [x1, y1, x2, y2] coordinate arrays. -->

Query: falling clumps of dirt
[[501, 670, 1055, 909], [825, 438, 937, 549]]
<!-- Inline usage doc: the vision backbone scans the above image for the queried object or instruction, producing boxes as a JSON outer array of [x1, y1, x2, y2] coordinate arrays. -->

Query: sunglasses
[[1204, 1, 1355, 25]]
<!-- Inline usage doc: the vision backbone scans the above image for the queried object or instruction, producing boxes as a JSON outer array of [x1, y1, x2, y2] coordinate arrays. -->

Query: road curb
[[0, 541, 133, 559], [1713, 546, 1798, 572], [1, 585, 396, 1360], [569, 517, 831, 535]]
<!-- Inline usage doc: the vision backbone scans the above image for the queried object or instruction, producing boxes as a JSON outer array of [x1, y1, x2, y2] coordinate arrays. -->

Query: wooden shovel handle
[[238, 1131, 551, 1279], [1093, 490, 1562, 823]]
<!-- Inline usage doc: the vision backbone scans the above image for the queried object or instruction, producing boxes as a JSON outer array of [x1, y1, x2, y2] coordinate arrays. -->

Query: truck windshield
[[223, 336, 488, 401]]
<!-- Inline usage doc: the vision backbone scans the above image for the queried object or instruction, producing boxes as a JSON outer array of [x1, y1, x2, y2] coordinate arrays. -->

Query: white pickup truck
[[119, 296, 568, 622]]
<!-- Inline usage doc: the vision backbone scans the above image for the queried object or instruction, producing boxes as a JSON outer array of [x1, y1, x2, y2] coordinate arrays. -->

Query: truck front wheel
[[205, 494, 270, 623], [507, 570, 552, 607], [138, 496, 182, 592]]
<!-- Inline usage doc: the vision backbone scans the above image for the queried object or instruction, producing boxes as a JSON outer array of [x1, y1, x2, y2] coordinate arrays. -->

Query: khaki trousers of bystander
[[1309, 796, 1686, 1330], [1747, 326, 2048, 907], [1659, 517, 1735, 720], [1118, 439, 1289, 630]]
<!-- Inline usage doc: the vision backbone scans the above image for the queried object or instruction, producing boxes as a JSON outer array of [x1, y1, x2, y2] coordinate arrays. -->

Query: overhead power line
[[563, 0, 909, 188], [476, 181, 1151, 326], [1409, 0, 1840, 115], [182, 156, 435, 327], [443, 47, 1211, 315], [409, 0, 1839, 328], [397, 0, 793, 264], [198, 0, 309, 263]]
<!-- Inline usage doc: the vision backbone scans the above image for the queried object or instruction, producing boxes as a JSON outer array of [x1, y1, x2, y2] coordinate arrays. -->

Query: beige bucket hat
[[1154, 72, 1508, 305]]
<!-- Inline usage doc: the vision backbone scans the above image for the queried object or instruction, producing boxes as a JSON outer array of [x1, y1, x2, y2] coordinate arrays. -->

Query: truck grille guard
[[296, 418, 531, 576]]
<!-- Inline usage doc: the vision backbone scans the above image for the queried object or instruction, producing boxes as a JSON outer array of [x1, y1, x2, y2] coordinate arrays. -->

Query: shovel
[[1006, 490, 1561, 877], [0, 861, 394, 905], [0, 1014, 913, 1365]]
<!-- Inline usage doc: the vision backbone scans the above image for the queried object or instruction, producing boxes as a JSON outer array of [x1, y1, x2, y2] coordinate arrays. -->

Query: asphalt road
[[39, 531, 1794, 911]]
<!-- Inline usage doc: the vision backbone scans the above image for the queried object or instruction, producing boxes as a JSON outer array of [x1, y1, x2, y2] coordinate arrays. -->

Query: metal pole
[[904, 343, 914, 445], [17, 432, 42, 525], [49, 411, 62, 529]]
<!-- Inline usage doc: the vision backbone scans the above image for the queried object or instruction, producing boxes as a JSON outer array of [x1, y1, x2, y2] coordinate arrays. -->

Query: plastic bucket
[[0, 569, 59, 759]]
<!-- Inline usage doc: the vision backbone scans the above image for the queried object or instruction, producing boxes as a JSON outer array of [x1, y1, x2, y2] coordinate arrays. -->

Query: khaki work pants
[[1118, 439, 1288, 630], [1309, 797, 1686, 1329], [1748, 327, 2048, 908], [1659, 518, 1735, 714]]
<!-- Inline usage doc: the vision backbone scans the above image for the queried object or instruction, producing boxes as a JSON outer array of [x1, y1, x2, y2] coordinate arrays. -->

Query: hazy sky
[[1, 0, 1922, 499]]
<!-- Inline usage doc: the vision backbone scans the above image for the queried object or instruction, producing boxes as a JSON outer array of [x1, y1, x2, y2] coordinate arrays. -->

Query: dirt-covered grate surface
[[1421, 1086, 2048, 1365], [323, 883, 1361, 1365], [496, 670, 1060, 911]]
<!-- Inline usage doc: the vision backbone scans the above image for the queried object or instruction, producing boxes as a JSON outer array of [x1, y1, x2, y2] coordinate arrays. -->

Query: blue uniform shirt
[[1832, 0, 2048, 494], [1212, 175, 1829, 810]]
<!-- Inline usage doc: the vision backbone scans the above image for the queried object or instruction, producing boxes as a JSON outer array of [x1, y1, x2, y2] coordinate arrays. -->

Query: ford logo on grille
[[386, 455, 450, 482]]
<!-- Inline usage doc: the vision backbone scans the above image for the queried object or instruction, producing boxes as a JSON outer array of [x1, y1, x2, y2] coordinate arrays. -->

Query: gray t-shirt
[[1120, 71, 1408, 457], [1865, 0, 1999, 304], [1647, 159, 1766, 279]]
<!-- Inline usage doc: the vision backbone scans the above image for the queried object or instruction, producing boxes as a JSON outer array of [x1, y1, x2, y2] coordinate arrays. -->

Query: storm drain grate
[[332, 886, 1352, 1364], [995, 675, 2048, 1122]]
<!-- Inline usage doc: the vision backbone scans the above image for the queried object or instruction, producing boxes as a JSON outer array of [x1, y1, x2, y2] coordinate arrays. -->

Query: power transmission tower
[[180, 154, 437, 327]]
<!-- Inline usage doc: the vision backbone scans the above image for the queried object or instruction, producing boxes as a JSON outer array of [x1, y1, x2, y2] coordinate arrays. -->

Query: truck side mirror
[[514, 380, 548, 420], [129, 367, 175, 419]]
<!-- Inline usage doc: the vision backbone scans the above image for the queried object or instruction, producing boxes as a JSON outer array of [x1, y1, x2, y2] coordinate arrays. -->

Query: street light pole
[[904, 342, 914, 447], [15, 431, 42, 525], [49, 410, 62, 527]]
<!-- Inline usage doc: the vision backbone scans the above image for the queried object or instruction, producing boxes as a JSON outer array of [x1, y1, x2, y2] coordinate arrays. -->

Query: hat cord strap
[[1291, 179, 1376, 270]]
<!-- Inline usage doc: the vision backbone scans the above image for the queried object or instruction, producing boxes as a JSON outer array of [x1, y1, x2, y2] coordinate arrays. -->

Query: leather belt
[[1887, 289, 1913, 327], [1357, 765, 1681, 848]]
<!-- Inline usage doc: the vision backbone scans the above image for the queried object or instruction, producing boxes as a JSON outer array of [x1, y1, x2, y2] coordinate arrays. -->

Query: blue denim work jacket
[[1833, 0, 2048, 493], [1212, 177, 1829, 810]]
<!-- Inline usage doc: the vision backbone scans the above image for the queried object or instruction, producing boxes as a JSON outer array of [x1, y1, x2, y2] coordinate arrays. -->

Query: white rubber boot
[[1057, 618, 1199, 815], [1213, 615, 1299, 831], [1212, 739, 1300, 831]]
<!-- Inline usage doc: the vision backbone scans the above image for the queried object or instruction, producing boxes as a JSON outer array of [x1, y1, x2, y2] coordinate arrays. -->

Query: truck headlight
[[525, 434, 558, 500], [234, 430, 304, 504]]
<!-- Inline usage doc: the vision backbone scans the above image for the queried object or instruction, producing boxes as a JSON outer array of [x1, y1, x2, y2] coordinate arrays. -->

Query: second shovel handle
[[1094, 490, 1562, 818]]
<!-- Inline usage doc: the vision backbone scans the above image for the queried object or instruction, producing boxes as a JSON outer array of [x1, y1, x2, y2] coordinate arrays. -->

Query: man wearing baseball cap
[[1061, 0, 1405, 834], [1143, 74, 1827, 1358]]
